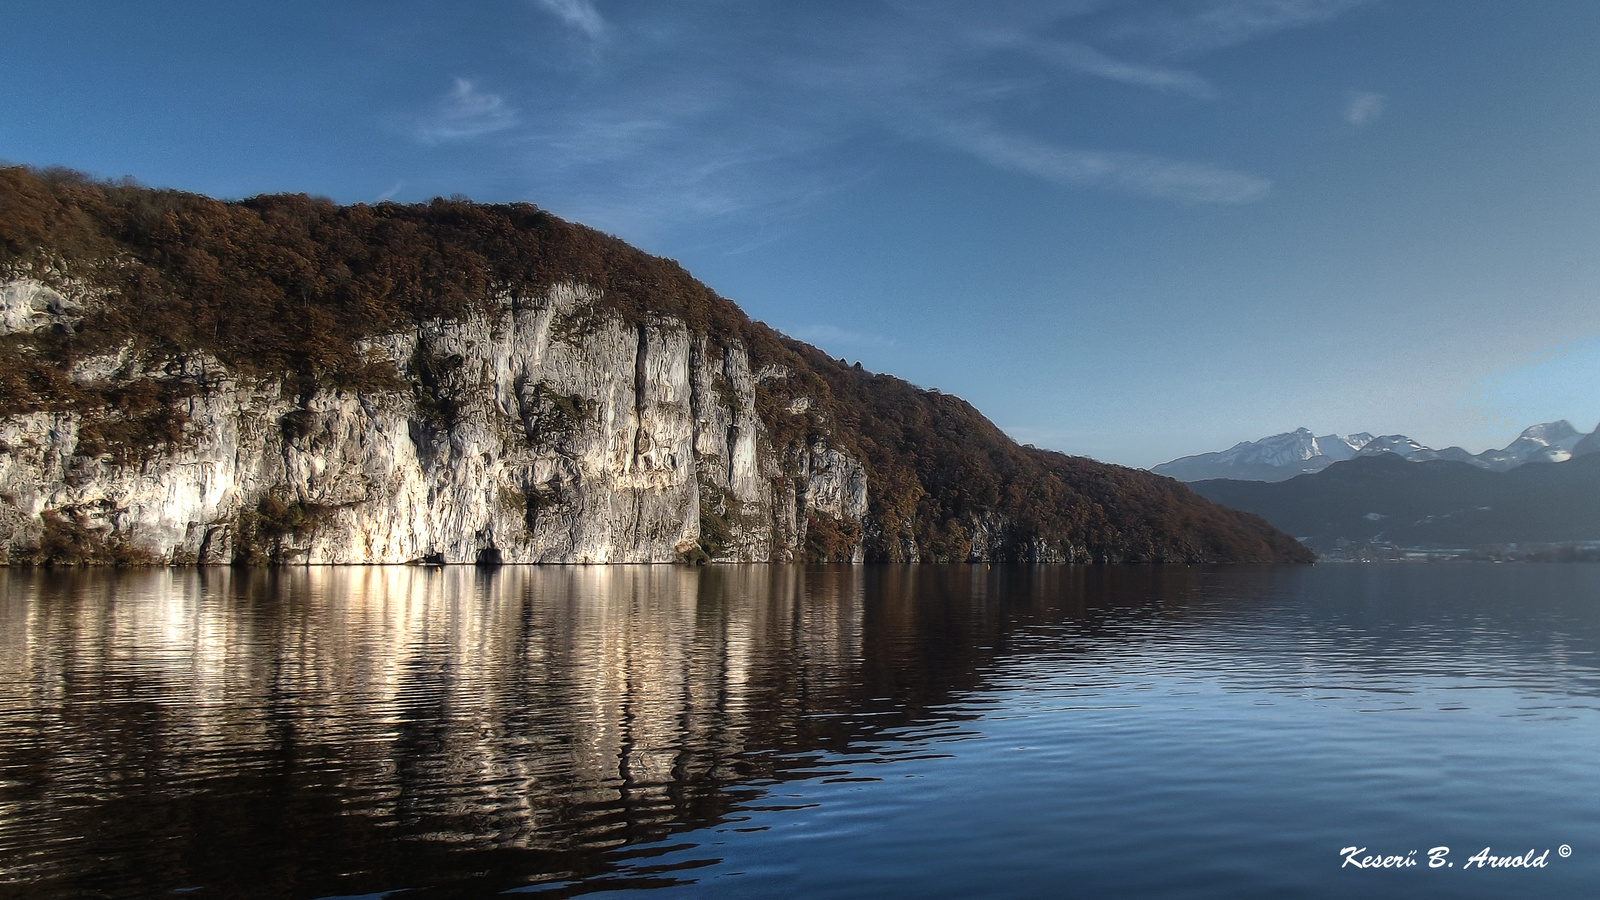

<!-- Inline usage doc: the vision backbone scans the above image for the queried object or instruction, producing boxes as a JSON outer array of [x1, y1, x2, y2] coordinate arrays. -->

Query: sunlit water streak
[[0, 564, 1595, 898]]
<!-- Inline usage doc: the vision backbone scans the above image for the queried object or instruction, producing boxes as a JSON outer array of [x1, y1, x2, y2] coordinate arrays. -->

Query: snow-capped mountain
[[1476, 420, 1585, 469], [1352, 435, 1481, 465], [1154, 420, 1598, 482], [1573, 426, 1600, 459], [1151, 428, 1374, 483], [1353, 434, 1428, 459]]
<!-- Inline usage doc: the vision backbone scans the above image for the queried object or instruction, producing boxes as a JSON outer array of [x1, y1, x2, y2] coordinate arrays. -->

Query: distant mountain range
[[1189, 452, 1600, 553], [1153, 421, 1597, 483]]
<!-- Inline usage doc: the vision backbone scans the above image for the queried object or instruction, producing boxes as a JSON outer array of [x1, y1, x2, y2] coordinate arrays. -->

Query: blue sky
[[5, 0, 1600, 467]]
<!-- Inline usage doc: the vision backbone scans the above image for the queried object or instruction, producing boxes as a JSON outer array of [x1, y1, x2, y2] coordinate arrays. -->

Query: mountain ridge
[[0, 165, 1310, 565], [1154, 421, 1595, 482], [1189, 452, 1600, 553]]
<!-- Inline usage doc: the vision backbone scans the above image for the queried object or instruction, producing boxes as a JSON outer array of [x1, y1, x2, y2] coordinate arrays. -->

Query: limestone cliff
[[0, 278, 866, 563], [0, 166, 1310, 565]]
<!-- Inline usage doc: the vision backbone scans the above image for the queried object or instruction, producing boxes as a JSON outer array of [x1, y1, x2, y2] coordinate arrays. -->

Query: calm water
[[0, 564, 1596, 899]]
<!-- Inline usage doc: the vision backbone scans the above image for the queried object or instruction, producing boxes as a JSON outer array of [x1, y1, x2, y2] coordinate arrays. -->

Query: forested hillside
[[1, 166, 1310, 564]]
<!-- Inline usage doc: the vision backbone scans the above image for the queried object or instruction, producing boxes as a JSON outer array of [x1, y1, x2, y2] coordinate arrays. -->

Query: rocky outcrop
[[0, 279, 866, 564], [1, 279, 85, 335]]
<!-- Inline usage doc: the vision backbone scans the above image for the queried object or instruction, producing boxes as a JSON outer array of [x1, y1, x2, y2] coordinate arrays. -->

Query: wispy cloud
[[1107, 0, 1378, 56], [416, 78, 517, 144], [1343, 90, 1385, 125], [787, 324, 898, 350], [535, 89, 723, 165], [1018, 38, 1218, 99], [482, 0, 1384, 231], [519, 83, 852, 237], [932, 118, 1271, 204], [533, 0, 604, 40]]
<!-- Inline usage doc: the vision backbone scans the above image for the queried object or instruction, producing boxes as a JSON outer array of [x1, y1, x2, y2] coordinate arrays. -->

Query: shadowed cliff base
[[0, 166, 1310, 565]]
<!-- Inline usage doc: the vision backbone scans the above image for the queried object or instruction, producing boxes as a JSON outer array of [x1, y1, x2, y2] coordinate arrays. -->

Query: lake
[[1, 564, 1595, 898]]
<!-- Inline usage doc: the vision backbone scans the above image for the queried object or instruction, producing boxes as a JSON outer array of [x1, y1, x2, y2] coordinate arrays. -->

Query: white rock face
[[0, 280, 867, 564], [0, 280, 82, 334]]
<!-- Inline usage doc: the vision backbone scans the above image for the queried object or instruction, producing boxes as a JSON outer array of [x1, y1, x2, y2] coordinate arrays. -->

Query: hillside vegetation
[[0, 165, 1310, 563]]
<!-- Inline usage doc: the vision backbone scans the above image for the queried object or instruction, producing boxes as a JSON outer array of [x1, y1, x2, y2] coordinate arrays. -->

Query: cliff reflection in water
[[0, 564, 1268, 898]]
